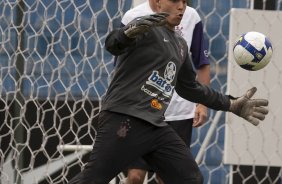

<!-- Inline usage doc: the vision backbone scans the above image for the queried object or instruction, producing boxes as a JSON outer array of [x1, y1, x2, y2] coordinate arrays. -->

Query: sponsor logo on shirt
[[141, 62, 176, 110], [151, 99, 162, 110], [144, 62, 176, 98], [141, 85, 166, 102], [146, 71, 173, 97], [141, 85, 158, 97]]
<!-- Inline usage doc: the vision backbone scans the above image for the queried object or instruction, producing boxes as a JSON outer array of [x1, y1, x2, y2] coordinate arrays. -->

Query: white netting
[[0, 0, 131, 183], [1, 0, 282, 184], [192, 0, 282, 184]]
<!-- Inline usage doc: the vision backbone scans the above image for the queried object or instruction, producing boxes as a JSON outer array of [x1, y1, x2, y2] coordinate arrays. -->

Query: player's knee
[[126, 171, 145, 184], [126, 175, 144, 184]]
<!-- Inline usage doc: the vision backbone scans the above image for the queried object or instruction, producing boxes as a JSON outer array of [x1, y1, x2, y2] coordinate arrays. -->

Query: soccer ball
[[233, 31, 273, 71]]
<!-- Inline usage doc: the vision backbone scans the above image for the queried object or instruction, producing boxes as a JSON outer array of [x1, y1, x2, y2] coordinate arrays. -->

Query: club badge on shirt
[[175, 25, 184, 36]]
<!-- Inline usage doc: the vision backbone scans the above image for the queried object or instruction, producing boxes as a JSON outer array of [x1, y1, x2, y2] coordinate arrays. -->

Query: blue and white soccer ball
[[233, 31, 273, 71]]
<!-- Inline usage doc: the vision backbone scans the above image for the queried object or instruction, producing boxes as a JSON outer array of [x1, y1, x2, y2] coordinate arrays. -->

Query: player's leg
[[153, 118, 194, 184], [68, 111, 158, 184], [167, 118, 193, 148], [126, 169, 147, 184], [126, 158, 151, 184], [156, 174, 164, 184], [144, 125, 203, 184]]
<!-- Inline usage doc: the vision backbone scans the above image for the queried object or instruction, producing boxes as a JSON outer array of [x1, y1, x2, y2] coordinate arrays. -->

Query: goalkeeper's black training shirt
[[103, 26, 230, 126]]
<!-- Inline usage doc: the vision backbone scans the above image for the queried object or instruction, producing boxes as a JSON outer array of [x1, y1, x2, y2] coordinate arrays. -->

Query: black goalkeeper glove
[[123, 12, 169, 38], [229, 87, 269, 126]]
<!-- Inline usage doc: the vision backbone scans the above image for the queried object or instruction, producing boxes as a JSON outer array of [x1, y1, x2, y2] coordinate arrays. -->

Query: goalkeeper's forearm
[[176, 80, 268, 125]]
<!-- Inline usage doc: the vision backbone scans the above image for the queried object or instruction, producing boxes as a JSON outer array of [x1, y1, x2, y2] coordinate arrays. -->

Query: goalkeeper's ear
[[155, 0, 161, 10]]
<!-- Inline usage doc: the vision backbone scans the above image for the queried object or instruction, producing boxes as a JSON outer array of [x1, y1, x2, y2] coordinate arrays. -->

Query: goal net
[[0, 0, 282, 184], [0, 0, 132, 183]]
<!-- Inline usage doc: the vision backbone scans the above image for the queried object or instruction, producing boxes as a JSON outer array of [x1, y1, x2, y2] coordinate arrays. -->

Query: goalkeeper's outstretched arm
[[105, 13, 168, 56], [176, 79, 268, 126]]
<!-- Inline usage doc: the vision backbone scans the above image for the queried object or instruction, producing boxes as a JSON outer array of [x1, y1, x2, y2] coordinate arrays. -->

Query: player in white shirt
[[121, 0, 210, 183]]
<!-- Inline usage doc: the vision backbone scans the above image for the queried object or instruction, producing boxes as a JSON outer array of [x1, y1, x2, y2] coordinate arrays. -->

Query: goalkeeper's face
[[157, 0, 186, 27]]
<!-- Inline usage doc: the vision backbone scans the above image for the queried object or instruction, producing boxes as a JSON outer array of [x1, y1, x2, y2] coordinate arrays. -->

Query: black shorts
[[69, 111, 202, 184], [127, 118, 193, 171], [167, 118, 193, 148]]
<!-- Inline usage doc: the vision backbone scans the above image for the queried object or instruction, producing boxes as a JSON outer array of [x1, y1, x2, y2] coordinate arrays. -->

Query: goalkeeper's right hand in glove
[[123, 12, 169, 38], [229, 87, 269, 126]]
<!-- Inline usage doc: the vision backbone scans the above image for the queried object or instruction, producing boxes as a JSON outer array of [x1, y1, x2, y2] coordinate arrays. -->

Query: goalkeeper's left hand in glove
[[229, 87, 269, 126], [123, 12, 169, 38]]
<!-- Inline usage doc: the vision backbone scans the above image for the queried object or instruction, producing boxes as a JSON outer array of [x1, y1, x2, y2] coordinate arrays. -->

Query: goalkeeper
[[121, 1, 210, 183], [69, 1, 269, 184]]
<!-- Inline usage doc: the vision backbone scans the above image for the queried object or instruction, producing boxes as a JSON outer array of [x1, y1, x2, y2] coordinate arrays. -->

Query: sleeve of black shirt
[[105, 29, 136, 56], [175, 55, 230, 111], [112, 23, 126, 67]]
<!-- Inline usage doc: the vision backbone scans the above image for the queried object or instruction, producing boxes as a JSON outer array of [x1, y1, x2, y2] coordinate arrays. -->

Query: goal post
[[225, 8, 282, 183], [225, 8, 282, 166]]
